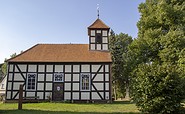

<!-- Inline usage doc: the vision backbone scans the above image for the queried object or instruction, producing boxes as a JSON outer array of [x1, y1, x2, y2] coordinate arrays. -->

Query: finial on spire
[[97, 4, 99, 19]]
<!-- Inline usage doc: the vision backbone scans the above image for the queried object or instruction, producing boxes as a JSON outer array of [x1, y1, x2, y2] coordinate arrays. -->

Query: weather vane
[[97, 4, 100, 19]]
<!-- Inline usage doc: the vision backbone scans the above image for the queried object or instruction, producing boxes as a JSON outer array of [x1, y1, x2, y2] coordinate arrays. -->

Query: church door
[[53, 83, 64, 101]]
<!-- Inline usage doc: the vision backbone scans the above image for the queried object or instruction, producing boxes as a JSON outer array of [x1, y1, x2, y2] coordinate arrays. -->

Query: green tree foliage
[[109, 30, 133, 99], [1, 53, 17, 75], [1, 59, 7, 75], [130, 0, 185, 113]]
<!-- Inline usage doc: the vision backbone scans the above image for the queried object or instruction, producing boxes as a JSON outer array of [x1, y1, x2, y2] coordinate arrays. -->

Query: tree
[[131, 0, 185, 113], [109, 30, 133, 99], [1, 53, 17, 75], [1, 59, 7, 75]]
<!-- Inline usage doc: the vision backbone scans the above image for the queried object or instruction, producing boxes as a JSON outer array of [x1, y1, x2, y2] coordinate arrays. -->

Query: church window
[[54, 73, 64, 82], [26, 73, 36, 90], [80, 73, 90, 91]]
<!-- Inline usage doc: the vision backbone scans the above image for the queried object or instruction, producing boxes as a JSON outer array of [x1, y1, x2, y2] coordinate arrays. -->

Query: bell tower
[[88, 19, 110, 51]]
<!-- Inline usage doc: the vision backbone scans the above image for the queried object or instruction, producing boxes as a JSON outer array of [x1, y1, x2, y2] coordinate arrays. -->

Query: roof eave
[[8, 61, 112, 63]]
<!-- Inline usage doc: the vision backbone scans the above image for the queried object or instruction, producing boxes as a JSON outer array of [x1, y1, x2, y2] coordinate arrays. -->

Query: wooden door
[[53, 83, 64, 101]]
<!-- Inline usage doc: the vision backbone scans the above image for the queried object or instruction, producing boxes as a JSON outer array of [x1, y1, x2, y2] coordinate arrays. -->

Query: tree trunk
[[113, 84, 117, 100], [125, 81, 130, 100]]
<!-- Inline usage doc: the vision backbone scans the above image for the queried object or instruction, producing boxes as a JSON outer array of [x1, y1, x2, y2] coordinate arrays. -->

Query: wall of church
[[6, 62, 111, 102], [0, 75, 7, 94]]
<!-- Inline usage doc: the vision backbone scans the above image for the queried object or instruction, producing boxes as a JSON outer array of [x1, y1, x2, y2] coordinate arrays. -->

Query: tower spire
[[97, 4, 99, 19]]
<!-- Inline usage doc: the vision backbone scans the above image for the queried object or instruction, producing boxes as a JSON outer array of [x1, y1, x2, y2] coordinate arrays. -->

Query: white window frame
[[80, 73, 91, 91], [54, 73, 64, 82], [26, 73, 37, 91]]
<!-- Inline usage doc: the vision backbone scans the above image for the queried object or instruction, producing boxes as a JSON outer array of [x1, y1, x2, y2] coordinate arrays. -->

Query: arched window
[[80, 73, 90, 91], [26, 73, 36, 90], [96, 33, 102, 44]]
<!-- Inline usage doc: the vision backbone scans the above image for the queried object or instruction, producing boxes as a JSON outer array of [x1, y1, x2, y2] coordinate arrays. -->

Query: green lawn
[[0, 101, 140, 114]]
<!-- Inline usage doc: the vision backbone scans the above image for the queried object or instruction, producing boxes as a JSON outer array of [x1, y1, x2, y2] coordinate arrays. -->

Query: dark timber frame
[[89, 29, 110, 51], [6, 62, 112, 103]]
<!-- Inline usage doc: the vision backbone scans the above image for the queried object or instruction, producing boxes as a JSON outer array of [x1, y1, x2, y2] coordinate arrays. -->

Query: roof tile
[[8, 44, 112, 63], [88, 19, 110, 29]]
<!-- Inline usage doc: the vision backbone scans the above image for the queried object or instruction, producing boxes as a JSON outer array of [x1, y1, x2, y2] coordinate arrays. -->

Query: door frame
[[52, 82, 64, 101], [52, 73, 64, 101]]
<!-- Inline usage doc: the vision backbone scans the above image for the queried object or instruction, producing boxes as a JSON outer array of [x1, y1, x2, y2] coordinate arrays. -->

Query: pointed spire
[[88, 19, 110, 29], [97, 4, 99, 19]]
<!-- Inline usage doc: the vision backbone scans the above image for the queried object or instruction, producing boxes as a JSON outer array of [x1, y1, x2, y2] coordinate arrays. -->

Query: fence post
[[18, 84, 23, 110]]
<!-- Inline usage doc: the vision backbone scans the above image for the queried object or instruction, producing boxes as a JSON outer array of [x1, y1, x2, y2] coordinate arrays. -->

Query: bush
[[132, 64, 185, 114]]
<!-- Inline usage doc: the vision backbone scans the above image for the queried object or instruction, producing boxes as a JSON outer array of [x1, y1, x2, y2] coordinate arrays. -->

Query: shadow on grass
[[112, 101, 135, 104], [44, 101, 135, 106], [0, 109, 141, 114], [60, 101, 135, 105]]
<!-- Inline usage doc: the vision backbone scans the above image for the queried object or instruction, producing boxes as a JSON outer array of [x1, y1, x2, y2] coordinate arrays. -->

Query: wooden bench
[[23, 96, 39, 102], [23, 96, 39, 99]]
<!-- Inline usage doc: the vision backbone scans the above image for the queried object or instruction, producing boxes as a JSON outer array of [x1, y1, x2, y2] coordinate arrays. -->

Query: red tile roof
[[88, 19, 110, 29], [8, 44, 112, 63]]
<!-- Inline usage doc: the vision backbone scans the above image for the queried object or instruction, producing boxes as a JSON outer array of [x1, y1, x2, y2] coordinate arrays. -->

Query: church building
[[5, 18, 112, 102]]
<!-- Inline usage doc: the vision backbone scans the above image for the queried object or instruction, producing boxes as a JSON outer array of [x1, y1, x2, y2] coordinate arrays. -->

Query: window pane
[[27, 73, 36, 90], [81, 74, 90, 91], [54, 73, 64, 82]]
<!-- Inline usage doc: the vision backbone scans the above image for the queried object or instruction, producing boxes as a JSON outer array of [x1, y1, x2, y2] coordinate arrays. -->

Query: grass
[[0, 101, 140, 114]]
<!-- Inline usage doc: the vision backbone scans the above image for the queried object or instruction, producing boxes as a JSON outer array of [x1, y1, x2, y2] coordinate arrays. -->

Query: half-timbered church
[[5, 18, 112, 102]]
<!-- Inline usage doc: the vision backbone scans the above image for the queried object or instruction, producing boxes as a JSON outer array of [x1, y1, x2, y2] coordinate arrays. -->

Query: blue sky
[[0, 0, 145, 63]]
